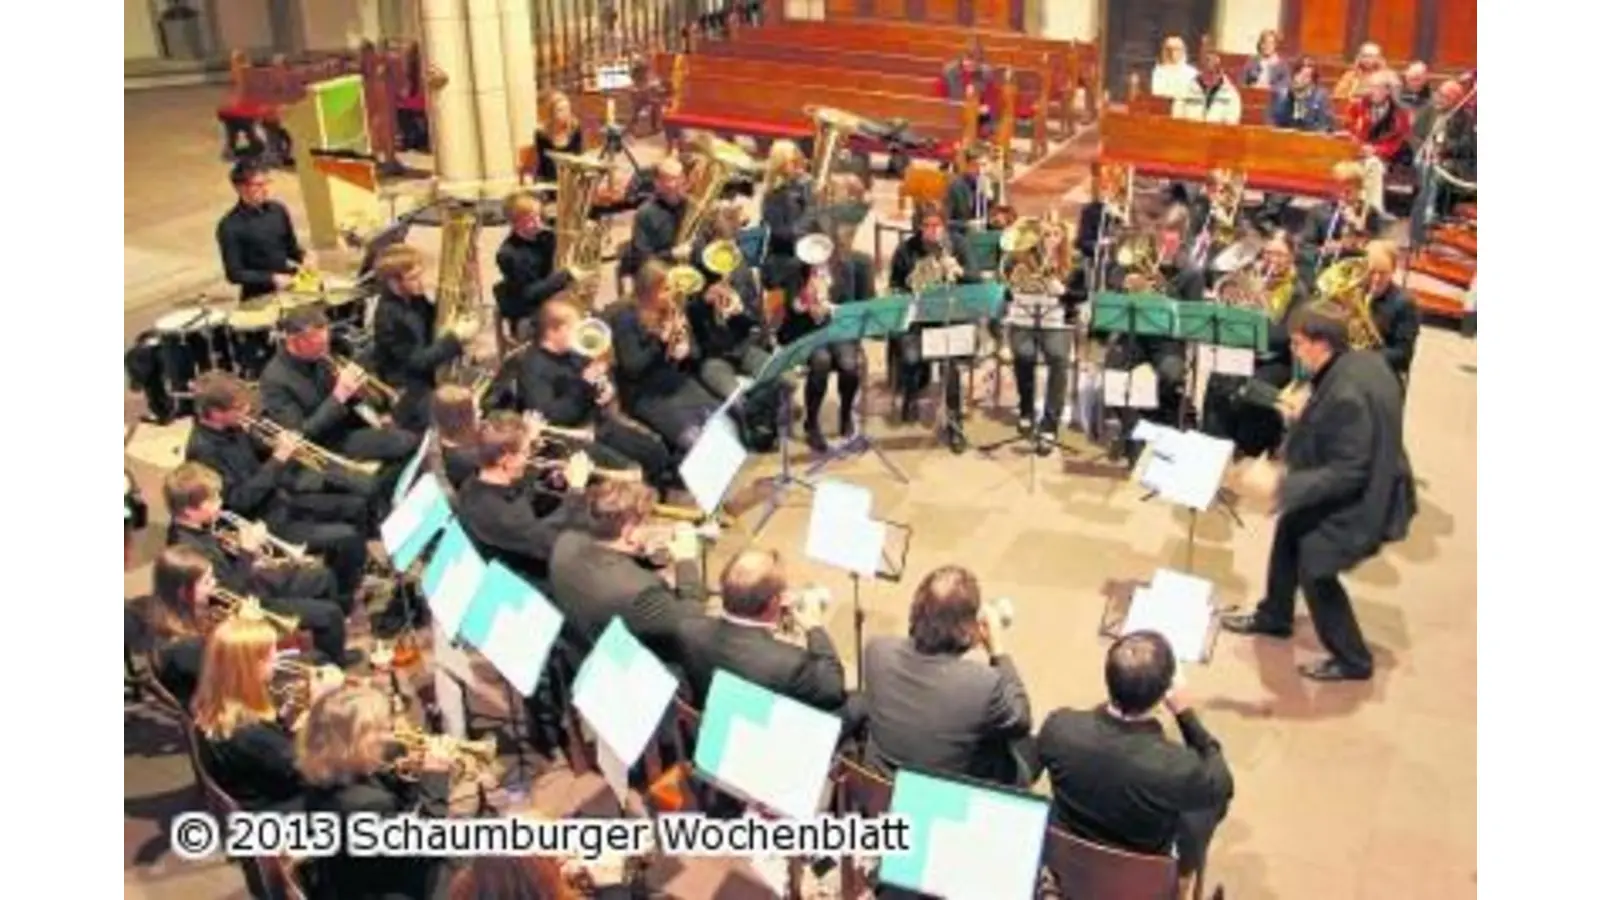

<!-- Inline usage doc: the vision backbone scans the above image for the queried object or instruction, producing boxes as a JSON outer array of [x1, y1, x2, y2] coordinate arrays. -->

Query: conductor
[[1223, 301, 1415, 681]]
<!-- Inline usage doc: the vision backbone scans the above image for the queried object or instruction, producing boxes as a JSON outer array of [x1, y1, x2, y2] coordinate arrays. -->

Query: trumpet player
[[889, 203, 980, 452], [147, 545, 217, 709], [427, 384, 484, 492], [192, 616, 324, 812], [676, 547, 847, 713], [369, 243, 482, 433], [494, 191, 594, 334], [259, 306, 422, 474], [458, 412, 593, 583], [164, 463, 357, 667], [297, 684, 454, 900], [613, 261, 722, 451], [784, 225, 873, 453], [185, 372, 371, 605]]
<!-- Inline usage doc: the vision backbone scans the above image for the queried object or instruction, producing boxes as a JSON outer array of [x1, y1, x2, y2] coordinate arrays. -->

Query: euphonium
[[211, 586, 301, 636], [1314, 258, 1382, 350], [999, 218, 1049, 293], [795, 233, 835, 319], [1114, 232, 1166, 292], [676, 134, 761, 246], [387, 721, 498, 782], [241, 414, 381, 477], [572, 317, 616, 402], [1206, 169, 1248, 246]]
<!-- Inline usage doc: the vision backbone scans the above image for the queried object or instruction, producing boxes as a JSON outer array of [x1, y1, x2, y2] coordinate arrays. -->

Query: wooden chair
[[832, 757, 895, 899], [1040, 826, 1182, 900]]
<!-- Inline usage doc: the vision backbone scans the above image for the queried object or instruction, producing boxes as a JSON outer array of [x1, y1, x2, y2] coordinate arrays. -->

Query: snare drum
[[225, 302, 282, 381], [154, 307, 233, 403]]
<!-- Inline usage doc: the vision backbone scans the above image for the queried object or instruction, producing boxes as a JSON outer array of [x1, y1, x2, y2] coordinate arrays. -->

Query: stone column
[[420, 0, 485, 198], [498, 0, 539, 161], [466, 0, 517, 198]]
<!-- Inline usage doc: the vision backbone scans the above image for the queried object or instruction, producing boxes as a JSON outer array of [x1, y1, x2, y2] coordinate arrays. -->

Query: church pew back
[[1099, 111, 1358, 196]]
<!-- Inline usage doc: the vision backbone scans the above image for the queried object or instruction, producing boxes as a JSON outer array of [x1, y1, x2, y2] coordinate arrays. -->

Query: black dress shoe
[[945, 424, 968, 454], [804, 426, 829, 454], [1297, 658, 1373, 682], [1220, 611, 1293, 639]]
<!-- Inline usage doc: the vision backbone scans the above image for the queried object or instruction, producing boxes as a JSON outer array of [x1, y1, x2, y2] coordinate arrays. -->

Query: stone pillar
[[498, 0, 539, 163], [420, 0, 485, 198], [466, 0, 518, 198]]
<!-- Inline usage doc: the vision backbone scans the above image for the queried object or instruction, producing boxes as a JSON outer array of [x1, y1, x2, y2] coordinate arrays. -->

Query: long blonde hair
[[544, 90, 576, 143], [764, 139, 806, 193], [296, 684, 394, 786], [191, 617, 278, 740], [149, 544, 212, 640]]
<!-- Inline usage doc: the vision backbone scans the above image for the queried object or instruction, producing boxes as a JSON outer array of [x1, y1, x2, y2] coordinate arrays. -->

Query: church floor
[[124, 86, 1478, 899]]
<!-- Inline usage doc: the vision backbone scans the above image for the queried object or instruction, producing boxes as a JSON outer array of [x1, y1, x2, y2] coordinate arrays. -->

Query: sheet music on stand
[[455, 561, 566, 697], [1133, 420, 1233, 511], [420, 520, 487, 641], [679, 384, 751, 516], [571, 619, 681, 806], [1123, 568, 1218, 663], [805, 480, 889, 578], [919, 323, 979, 360], [878, 767, 1052, 900], [379, 473, 454, 571], [694, 671, 844, 820]]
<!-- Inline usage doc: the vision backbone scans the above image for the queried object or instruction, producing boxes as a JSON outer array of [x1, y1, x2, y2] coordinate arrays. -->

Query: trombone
[[210, 586, 302, 636], [242, 414, 381, 478], [217, 511, 309, 563]]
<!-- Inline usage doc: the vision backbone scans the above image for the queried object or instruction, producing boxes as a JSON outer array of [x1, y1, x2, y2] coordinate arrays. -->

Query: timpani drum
[[154, 307, 233, 404], [225, 301, 282, 381]]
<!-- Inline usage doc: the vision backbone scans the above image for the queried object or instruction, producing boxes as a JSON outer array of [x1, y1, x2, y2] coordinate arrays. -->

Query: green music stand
[[1172, 302, 1269, 439], [966, 230, 1005, 275]]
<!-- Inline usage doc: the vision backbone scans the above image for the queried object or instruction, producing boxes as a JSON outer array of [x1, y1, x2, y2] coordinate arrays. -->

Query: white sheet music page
[[379, 472, 446, 559], [1201, 345, 1256, 377], [1102, 365, 1160, 409], [920, 323, 978, 359], [1142, 430, 1233, 510], [920, 792, 1048, 900], [805, 481, 885, 577], [596, 737, 631, 807], [1125, 570, 1216, 662], [426, 543, 487, 641], [715, 701, 842, 820], [679, 411, 749, 516]]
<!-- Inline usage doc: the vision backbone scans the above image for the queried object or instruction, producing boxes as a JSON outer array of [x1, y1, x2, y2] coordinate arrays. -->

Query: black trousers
[[697, 344, 771, 399], [332, 426, 421, 515], [1103, 336, 1186, 452], [626, 381, 721, 451], [896, 330, 964, 421], [593, 412, 676, 487], [804, 342, 863, 430], [265, 497, 369, 605], [244, 579, 348, 664], [1201, 361, 1293, 459], [1255, 513, 1374, 673], [1175, 800, 1231, 875], [1009, 327, 1070, 429]]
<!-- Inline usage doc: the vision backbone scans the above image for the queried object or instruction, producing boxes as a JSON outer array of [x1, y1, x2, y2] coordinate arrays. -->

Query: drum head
[[155, 307, 207, 332], [227, 303, 281, 331]]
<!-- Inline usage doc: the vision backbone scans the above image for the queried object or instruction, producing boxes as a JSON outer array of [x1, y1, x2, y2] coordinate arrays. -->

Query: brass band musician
[[457, 411, 592, 585], [1000, 213, 1079, 450], [1359, 241, 1422, 389], [689, 205, 771, 398], [369, 244, 481, 433], [611, 260, 722, 451], [943, 144, 996, 239], [216, 160, 311, 301], [146, 544, 218, 710], [782, 225, 874, 453], [890, 203, 980, 453], [619, 156, 690, 284], [494, 191, 593, 335], [1298, 162, 1380, 279], [759, 139, 817, 294]]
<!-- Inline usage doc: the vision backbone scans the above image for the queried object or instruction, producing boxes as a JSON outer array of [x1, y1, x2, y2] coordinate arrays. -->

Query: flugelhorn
[[210, 586, 302, 636], [217, 511, 309, 563], [242, 414, 381, 478]]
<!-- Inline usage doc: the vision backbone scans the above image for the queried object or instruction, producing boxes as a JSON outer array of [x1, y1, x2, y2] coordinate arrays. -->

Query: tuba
[[804, 105, 867, 208], [434, 205, 482, 378], [1315, 258, 1382, 350], [999, 218, 1049, 293], [548, 151, 612, 310], [676, 134, 762, 247]]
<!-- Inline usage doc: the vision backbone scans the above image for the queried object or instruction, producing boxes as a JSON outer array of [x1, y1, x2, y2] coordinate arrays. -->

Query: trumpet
[[217, 511, 309, 563], [270, 656, 345, 728], [210, 586, 302, 636], [242, 414, 381, 478], [387, 721, 499, 782], [327, 354, 401, 407]]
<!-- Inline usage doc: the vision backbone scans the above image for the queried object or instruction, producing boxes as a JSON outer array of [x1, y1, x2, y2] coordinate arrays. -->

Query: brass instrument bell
[[999, 218, 1042, 255], [664, 264, 707, 298], [795, 233, 834, 267], [573, 317, 613, 360], [211, 586, 302, 637], [701, 239, 743, 276]]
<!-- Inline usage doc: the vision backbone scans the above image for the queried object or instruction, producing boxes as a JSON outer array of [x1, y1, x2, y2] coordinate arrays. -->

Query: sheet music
[[380, 473, 453, 570], [420, 521, 486, 641], [1102, 365, 1159, 409], [879, 771, 1051, 900], [920, 323, 978, 359], [1125, 582, 1215, 663], [596, 737, 631, 807], [1199, 345, 1256, 378], [458, 562, 564, 697], [571, 621, 680, 767], [710, 691, 842, 820], [1003, 291, 1067, 329], [679, 410, 749, 516], [805, 480, 885, 577], [1140, 429, 1235, 511]]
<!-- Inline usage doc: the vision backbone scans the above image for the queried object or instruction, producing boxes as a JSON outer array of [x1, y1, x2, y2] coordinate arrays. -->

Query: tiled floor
[[125, 86, 1477, 899]]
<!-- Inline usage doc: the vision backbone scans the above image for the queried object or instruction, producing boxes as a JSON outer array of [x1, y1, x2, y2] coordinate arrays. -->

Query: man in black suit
[[618, 157, 690, 288], [1036, 632, 1234, 881], [215, 160, 309, 301], [547, 480, 706, 660], [368, 244, 481, 432], [1223, 301, 1416, 681], [676, 548, 846, 713], [856, 565, 1035, 787], [494, 190, 596, 336]]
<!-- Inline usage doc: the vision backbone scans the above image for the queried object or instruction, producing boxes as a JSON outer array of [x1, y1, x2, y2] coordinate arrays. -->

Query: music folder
[[694, 671, 843, 820], [877, 767, 1051, 900]]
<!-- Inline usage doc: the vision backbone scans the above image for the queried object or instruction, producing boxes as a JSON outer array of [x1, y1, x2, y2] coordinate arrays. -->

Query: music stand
[[901, 282, 1005, 451], [1131, 421, 1239, 569], [1096, 569, 1223, 665], [1084, 291, 1176, 466], [746, 328, 835, 535], [802, 296, 918, 483], [1173, 301, 1270, 434], [803, 479, 912, 688]]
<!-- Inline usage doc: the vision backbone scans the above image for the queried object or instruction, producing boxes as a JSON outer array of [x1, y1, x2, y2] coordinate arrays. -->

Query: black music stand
[[1082, 296, 1172, 468]]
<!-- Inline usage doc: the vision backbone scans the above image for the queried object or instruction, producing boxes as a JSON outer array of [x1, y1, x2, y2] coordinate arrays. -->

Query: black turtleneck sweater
[[369, 289, 463, 396], [620, 195, 686, 277]]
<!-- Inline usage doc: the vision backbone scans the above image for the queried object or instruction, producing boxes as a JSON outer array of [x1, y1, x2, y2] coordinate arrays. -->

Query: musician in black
[[612, 261, 722, 451], [619, 157, 690, 287], [494, 191, 587, 336], [890, 203, 980, 453], [1297, 162, 1381, 281], [1201, 230, 1310, 458], [943, 145, 995, 239], [216, 160, 310, 301], [146, 545, 215, 710], [427, 384, 483, 493], [162, 463, 354, 666], [1223, 302, 1416, 682], [782, 224, 873, 453], [759, 139, 816, 291], [1001, 215, 1078, 450], [184, 373, 370, 605], [258, 306, 421, 475], [497, 298, 676, 487], [690, 205, 771, 398], [456, 412, 589, 584], [533, 91, 583, 183], [369, 244, 481, 432]]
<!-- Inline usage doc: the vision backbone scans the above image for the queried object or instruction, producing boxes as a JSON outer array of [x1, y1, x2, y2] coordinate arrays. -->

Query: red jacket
[[1346, 98, 1412, 161]]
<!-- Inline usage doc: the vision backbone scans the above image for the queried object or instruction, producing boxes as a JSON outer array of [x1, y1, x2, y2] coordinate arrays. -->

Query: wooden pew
[[731, 21, 1093, 135], [1098, 111, 1359, 196], [664, 51, 958, 105], [1127, 87, 1273, 124], [663, 58, 979, 165]]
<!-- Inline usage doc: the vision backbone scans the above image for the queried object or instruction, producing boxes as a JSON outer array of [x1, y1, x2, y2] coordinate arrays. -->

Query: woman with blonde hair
[[759, 138, 817, 292], [191, 616, 311, 811], [1150, 35, 1197, 99], [146, 545, 216, 709], [298, 684, 452, 899], [1002, 212, 1078, 448], [534, 90, 583, 183], [1241, 29, 1289, 91]]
